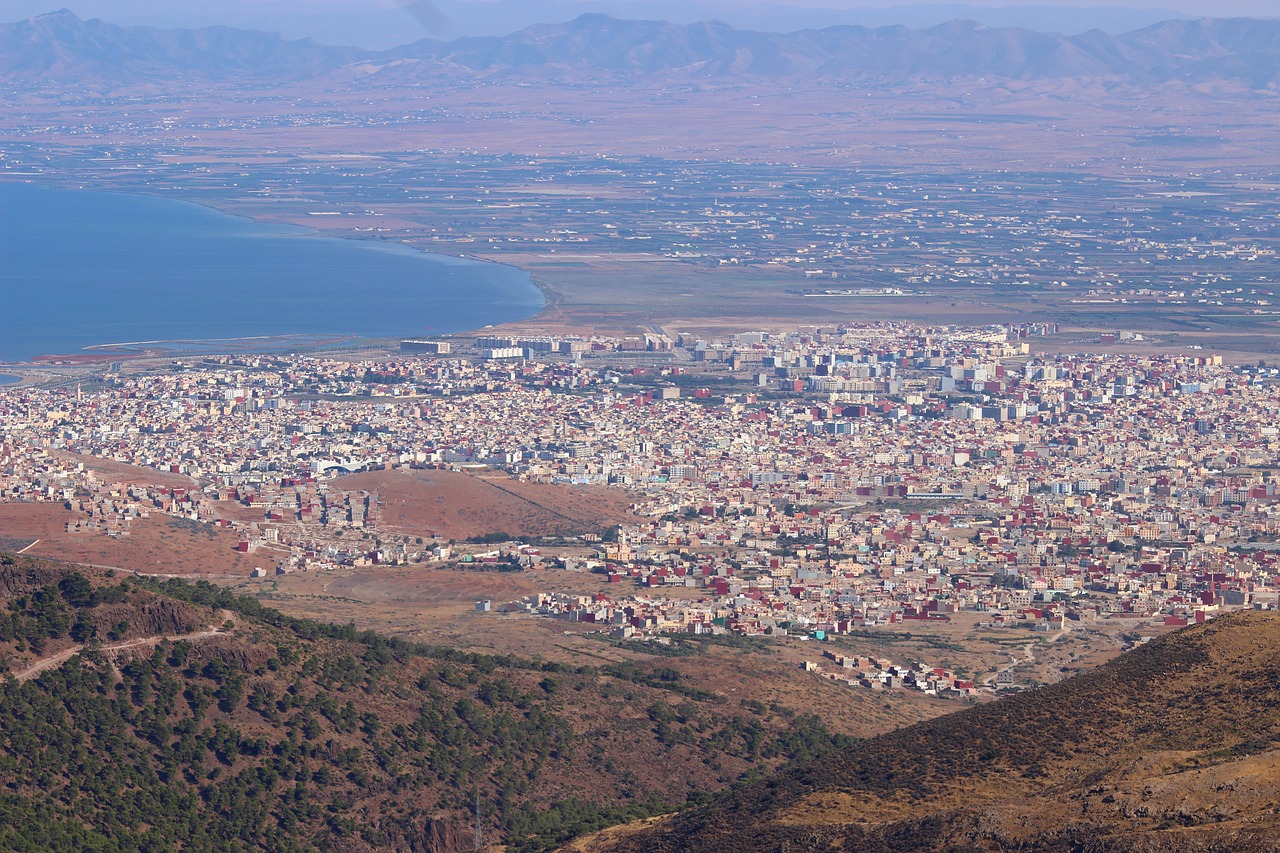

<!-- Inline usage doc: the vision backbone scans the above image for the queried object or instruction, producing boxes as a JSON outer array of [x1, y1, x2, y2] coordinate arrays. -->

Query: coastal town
[[3, 321, 1280, 694]]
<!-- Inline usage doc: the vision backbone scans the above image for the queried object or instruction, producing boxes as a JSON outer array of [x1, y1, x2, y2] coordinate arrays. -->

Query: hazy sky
[[385, 0, 1279, 14], [13, 0, 1278, 18], [338, 0, 1275, 14], [9, 0, 1277, 48]]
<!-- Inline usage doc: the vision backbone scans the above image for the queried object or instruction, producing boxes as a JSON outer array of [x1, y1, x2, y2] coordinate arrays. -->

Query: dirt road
[[11, 610, 234, 682]]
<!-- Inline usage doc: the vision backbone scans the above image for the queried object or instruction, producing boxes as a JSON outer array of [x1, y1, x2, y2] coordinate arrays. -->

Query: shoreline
[[149, 178, 561, 337], [0, 181, 552, 366]]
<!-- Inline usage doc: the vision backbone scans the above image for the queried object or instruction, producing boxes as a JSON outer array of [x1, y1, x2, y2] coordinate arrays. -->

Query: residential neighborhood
[[4, 322, 1280, 680]]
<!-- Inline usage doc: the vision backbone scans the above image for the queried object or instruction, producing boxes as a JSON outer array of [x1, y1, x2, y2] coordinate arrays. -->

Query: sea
[[0, 183, 544, 363]]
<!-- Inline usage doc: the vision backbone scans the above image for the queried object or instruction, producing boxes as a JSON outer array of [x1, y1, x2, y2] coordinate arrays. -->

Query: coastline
[[99, 183, 563, 342], [107, 183, 559, 338], [0, 182, 549, 366]]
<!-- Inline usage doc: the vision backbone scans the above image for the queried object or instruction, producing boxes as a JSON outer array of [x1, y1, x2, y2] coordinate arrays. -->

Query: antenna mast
[[473, 780, 483, 851]]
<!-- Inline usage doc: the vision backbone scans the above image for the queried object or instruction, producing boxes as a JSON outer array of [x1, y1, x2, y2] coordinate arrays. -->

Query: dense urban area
[[5, 322, 1279, 698], [7, 10, 1280, 851]]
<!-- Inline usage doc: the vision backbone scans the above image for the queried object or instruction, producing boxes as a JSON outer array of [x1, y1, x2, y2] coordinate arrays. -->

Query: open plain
[[5, 22, 1280, 357]]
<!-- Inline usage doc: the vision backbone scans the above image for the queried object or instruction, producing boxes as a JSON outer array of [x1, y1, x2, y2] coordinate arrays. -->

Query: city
[[5, 322, 1277, 699], [5, 6, 1280, 847]]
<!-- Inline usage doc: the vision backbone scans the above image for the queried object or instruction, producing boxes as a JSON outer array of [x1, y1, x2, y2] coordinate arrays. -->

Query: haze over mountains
[[5, 6, 1280, 853], [0, 2, 1223, 48], [4, 9, 1280, 88]]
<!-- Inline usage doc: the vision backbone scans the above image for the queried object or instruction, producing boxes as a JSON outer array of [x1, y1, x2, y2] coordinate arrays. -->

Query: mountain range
[[4, 9, 1280, 88], [0, 2, 1210, 48]]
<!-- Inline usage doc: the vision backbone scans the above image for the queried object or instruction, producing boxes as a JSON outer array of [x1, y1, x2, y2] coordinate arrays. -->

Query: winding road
[[11, 610, 235, 683]]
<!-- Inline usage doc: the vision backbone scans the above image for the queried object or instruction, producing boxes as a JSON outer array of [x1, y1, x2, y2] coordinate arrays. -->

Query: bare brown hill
[[0, 503, 261, 576], [571, 610, 1280, 852], [47, 450, 198, 489], [331, 467, 637, 540]]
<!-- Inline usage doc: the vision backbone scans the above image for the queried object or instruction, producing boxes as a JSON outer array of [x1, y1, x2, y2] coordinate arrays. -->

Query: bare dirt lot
[[0, 504, 260, 576], [330, 467, 639, 540]]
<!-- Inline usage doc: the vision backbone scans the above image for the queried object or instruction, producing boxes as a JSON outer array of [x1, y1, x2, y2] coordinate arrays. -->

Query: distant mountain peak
[[2, 10, 1278, 88], [26, 8, 83, 30]]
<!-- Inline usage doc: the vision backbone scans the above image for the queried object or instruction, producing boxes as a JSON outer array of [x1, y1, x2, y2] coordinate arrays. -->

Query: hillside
[[0, 553, 864, 852], [3, 10, 1280, 87], [570, 609, 1280, 852]]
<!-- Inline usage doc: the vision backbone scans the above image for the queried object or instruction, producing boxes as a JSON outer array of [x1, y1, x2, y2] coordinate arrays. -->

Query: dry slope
[[572, 610, 1280, 852]]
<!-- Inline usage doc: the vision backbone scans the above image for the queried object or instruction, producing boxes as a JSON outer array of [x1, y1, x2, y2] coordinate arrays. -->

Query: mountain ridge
[[0, 553, 865, 852], [3, 9, 1280, 88], [1, 8, 364, 83], [567, 608, 1280, 852]]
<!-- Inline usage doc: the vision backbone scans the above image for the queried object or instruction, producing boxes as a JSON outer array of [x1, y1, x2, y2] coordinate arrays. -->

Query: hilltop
[[0, 553, 861, 852], [570, 609, 1280, 852]]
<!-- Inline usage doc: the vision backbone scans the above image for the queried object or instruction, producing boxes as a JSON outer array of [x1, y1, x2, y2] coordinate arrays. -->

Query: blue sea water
[[0, 183, 544, 363]]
